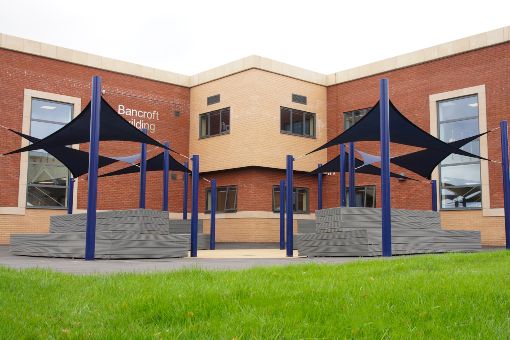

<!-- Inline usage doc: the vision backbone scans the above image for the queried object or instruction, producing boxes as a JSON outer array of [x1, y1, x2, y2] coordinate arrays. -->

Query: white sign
[[118, 104, 160, 133]]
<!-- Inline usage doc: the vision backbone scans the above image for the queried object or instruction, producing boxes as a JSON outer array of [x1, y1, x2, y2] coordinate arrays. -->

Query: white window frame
[[9, 89, 81, 214], [429, 85, 501, 216]]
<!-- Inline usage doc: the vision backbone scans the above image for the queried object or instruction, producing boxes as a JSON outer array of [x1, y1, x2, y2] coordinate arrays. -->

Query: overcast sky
[[0, 0, 508, 75]]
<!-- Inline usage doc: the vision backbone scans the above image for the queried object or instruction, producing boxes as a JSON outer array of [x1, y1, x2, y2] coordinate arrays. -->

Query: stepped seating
[[294, 220, 316, 249], [298, 207, 481, 257], [168, 220, 210, 250], [10, 209, 190, 259]]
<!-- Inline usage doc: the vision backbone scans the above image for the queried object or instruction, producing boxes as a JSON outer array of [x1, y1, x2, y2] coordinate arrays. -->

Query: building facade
[[0, 27, 508, 245]]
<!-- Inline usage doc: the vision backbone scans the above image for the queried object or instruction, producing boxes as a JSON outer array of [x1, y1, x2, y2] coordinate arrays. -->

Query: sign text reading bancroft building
[[118, 104, 159, 133]]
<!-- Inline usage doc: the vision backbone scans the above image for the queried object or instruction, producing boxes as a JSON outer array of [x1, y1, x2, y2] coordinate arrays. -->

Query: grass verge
[[1, 251, 509, 339]]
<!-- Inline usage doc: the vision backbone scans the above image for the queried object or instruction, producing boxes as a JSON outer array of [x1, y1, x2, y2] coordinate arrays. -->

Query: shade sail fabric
[[310, 153, 414, 181], [390, 131, 489, 179], [5, 97, 169, 155], [356, 150, 381, 166], [99, 152, 191, 177], [10, 129, 119, 178], [308, 100, 487, 162], [110, 153, 141, 165]]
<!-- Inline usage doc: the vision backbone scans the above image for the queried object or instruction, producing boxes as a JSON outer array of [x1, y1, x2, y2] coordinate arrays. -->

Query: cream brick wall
[[203, 218, 298, 243], [189, 69, 327, 172], [440, 210, 505, 246], [0, 209, 67, 244]]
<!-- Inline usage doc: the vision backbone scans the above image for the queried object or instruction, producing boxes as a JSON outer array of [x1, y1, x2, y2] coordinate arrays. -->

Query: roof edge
[[0, 33, 191, 87], [189, 55, 328, 86], [1, 26, 508, 88], [326, 26, 510, 85]]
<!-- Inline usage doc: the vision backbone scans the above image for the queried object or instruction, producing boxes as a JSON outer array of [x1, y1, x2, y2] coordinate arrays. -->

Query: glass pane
[[226, 188, 237, 211], [200, 115, 208, 137], [205, 190, 212, 211], [441, 186, 481, 209], [355, 188, 365, 207], [438, 95, 478, 122], [30, 120, 63, 139], [31, 98, 72, 123], [28, 153, 67, 185], [217, 189, 227, 212], [273, 188, 280, 212], [27, 186, 67, 207], [344, 108, 369, 130], [292, 110, 304, 135], [440, 118, 480, 164], [209, 112, 221, 136], [304, 113, 314, 136], [440, 163, 481, 187], [281, 108, 291, 132], [365, 187, 376, 208], [293, 189, 307, 212], [221, 109, 230, 133]]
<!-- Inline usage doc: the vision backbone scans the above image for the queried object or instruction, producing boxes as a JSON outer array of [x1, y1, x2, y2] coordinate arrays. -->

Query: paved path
[[0, 246, 363, 275]]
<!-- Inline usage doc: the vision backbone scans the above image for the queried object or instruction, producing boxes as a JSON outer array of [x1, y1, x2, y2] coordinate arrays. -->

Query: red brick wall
[[197, 167, 318, 213], [325, 42, 510, 210], [0, 48, 190, 212]]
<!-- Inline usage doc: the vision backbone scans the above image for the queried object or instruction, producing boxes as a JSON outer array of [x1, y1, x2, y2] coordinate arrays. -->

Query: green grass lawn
[[1, 251, 509, 339]]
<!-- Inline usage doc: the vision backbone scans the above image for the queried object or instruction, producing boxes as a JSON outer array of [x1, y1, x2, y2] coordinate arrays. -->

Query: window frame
[[292, 93, 307, 105], [26, 97, 73, 209], [437, 94, 482, 211], [272, 186, 310, 214], [345, 185, 376, 208], [199, 107, 230, 139], [205, 185, 238, 213], [207, 94, 220, 105], [280, 106, 316, 138], [343, 107, 371, 131]]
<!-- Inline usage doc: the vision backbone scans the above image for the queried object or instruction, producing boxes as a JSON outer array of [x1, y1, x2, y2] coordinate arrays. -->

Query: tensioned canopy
[[308, 100, 487, 162], [5, 97, 169, 155], [99, 151, 191, 177], [390, 131, 488, 179], [309, 153, 415, 181], [10, 129, 119, 178]]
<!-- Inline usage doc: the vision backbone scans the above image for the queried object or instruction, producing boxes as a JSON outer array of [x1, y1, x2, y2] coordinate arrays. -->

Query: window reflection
[[438, 95, 481, 209], [27, 98, 73, 208]]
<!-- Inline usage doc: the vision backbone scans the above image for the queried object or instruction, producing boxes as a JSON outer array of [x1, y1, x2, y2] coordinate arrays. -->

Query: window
[[438, 95, 481, 209], [272, 186, 309, 213], [346, 185, 376, 208], [207, 94, 220, 105], [27, 98, 73, 208], [292, 94, 307, 105], [206, 186, 237, 213], [199, 107, 230, 138], [280, 107, 315, 137], [344, 108, 370, 130]]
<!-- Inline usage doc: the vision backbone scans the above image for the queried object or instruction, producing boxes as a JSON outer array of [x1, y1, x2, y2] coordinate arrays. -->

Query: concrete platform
[[0, 246, 360, 274]]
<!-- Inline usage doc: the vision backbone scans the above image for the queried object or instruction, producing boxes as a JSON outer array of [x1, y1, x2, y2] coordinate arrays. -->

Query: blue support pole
[[500, 120, 510, 249], [286, 155, 294, 257], [380, 78, 392, 257], [279, 179, 285, 250], [183, 161, 189, 220], [190, 155, 199, 257], [348, 142, 356, 207], [67, 177, 74, 215], [317, 164, 323, 210], [210, 179, 216, 250], [162, 141, 169, 212], [431, 180, 438, 212], [339, 144, 346, 207], [85, 75, 101, 261], [139, 128, 147, 209]]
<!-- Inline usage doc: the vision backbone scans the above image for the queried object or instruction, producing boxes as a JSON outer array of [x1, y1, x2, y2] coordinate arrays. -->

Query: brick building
[[0, 27, 508, 245]]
